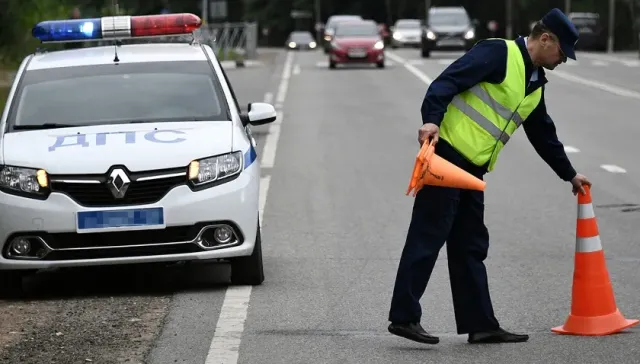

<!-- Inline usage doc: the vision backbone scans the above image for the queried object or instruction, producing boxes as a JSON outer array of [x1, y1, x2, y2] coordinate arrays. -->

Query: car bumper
[[330, 48, 384, 63], [423, 37, 475, 50], [0, 163, 260, 270], [392, 38, 421, 47]]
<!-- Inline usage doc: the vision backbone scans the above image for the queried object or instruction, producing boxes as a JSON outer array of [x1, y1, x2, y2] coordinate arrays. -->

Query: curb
[[219, 60, 262, 69]]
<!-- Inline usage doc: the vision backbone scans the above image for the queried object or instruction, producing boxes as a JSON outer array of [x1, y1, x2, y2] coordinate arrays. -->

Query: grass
[[0, 86, 8, 111], [217, 48, 244, 62]]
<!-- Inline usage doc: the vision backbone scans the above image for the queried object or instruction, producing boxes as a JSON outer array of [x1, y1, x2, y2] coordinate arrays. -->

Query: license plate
[[348, 51, 367, 58], [76, 207, 165, 233], [437, 39, 464, 46]]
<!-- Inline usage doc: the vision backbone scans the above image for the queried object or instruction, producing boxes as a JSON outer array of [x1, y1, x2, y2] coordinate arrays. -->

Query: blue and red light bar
[[32, 13, 202, 43]]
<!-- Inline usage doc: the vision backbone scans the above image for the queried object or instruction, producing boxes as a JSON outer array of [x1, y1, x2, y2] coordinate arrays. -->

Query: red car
[[328, 20, 385, 69]]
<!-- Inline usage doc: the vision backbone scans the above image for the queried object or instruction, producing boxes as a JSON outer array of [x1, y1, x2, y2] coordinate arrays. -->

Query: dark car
[[286, 31, 317, 50], [569, 12, 606, 52], [420, 6, 476, 58], [328, 20, 385, 69]]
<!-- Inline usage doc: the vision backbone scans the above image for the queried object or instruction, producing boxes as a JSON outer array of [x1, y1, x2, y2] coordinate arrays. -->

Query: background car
[[328, 20, 385, 69], [390, 19, 423, 48], [569, 12, 607, 51], [322, 14, 363, 53], [420, 6, 476, 58], [286, 31, 317, 50]]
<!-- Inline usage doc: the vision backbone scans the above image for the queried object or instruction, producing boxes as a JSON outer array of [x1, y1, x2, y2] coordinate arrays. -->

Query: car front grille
[[49, 167, 187, 207]]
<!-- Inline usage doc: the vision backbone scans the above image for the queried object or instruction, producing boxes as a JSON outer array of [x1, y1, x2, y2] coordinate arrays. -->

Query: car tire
[[376, 61, 385, 68], [329, 61, 336, 69], [0, 270, 26, 299], [421, 48, 431, 58], [230, 224, 264, 286]]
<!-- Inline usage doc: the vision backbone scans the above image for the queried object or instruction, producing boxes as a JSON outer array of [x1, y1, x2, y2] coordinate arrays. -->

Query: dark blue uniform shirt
[[421, 36, 577, 182]]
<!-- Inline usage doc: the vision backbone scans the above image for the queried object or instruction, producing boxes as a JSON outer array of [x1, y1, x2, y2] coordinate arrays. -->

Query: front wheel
[[0, 270, 26, 299], [230, 226, 264, 285]]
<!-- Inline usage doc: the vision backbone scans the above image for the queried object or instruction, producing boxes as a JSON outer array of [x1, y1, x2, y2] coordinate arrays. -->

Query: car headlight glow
[[373, 40, 384, 50], [426, 31, 436, 40], [0, 166, 49, 196], [465, 29, 475, 39], [309, 41, 317, 48], [289, 41, 296, 48], [188, 151, 242, 188]]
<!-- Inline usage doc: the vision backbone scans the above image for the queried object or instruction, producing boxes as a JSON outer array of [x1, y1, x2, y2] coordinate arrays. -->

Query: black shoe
[[388, 322, 440, 344], [468, 327, 529, 344]]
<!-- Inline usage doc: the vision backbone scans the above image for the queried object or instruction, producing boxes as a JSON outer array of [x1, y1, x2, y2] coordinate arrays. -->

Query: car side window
[[218, 62, 241, 113]]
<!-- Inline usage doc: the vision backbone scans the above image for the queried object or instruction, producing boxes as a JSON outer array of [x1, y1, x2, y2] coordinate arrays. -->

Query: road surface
[[1, 47, 639, 363]]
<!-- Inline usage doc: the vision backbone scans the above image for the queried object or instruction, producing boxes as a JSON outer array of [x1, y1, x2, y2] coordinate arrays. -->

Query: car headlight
[[309, 41, 317, 48], [393, 33, 403, 40], [464, 29, 475, 39], [0, 165, 50, 198], [426, 31, 436, 40], [373, 40, 384, 50], [289, 41, 296, 48], [187, 151, 242, 189]]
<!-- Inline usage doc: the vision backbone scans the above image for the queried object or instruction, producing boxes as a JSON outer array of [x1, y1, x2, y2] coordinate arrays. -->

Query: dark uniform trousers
[[388, 139, 501, 334]]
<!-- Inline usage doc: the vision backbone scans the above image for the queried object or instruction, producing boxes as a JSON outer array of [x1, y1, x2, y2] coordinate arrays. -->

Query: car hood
[[394, 29, 422, 36], [429, 25, 471, 33], [1, 121, 234, 174], [334, 37, 380, 47]]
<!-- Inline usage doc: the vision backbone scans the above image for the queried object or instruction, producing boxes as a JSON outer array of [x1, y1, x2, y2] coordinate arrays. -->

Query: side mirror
[[243, 102, 276, 126]]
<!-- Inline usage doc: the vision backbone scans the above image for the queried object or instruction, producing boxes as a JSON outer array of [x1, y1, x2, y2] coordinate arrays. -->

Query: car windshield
[[6, 61, 230, 131], [428, 12, 470, 26], [290, 32, 313, 42], [327, 17, 361, 29], [396, 20, 421, 29], [335, 24, 378, 37], [571, 17, 598, 26]]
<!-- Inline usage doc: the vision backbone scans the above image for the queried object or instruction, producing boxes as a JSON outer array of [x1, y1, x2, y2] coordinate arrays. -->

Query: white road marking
[[600, 164, 627, 173], [263, 92, 273, 104], [621, 60, 640, 67], [591, 60, 609, 67], [205, 50, 294, 364], [437, 59, 455, 65], [550, 70, 640, 100], [564, 146, 580, 153], [293, 64, 301, 75], [577, 52, 640, 66], [316, 61, 328, 67], [387, 52, 433, 85]]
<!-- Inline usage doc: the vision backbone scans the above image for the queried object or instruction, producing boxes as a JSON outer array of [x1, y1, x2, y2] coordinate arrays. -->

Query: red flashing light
[[130, 13, 202, 37]]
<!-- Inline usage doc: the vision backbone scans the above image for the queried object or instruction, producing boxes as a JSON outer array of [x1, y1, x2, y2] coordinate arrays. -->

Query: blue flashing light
[[32, 18, 102, 42]]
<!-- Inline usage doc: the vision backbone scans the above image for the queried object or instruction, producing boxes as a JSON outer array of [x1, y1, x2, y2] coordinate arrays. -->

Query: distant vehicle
[[328, 20, 385, 69], [420, 6, 476, 58], [322, 15, 363, 53], [286, 31, 317, 50], [569, 12, 606, 51], [391, 19, 423, 48]]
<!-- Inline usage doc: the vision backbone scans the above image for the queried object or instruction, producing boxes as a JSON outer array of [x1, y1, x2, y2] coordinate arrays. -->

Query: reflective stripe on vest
[[449, 84, 526, 145]]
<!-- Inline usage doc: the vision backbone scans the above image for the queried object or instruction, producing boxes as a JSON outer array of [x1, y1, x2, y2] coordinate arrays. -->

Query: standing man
[[388, 8, 592, 345]]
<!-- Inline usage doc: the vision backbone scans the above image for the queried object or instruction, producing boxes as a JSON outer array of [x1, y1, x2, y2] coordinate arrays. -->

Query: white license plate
[[348, 51, 367, 58], [436, 39, 464, 46]]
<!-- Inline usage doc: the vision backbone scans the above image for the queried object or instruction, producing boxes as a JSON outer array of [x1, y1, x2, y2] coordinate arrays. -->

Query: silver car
[[391, 19, 423, 48]]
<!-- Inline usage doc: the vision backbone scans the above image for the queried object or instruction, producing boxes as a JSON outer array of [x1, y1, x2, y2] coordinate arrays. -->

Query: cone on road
[[552, 185, 639, 336], [406, 139, 486, 196]]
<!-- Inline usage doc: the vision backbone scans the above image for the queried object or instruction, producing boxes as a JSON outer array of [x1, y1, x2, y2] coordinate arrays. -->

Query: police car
[[0, 13, 275, 295]]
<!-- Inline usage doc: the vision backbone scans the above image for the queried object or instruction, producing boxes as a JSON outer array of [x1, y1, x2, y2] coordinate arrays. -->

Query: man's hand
[[419, 123, 440, 145], [570, 173, 592, 196]]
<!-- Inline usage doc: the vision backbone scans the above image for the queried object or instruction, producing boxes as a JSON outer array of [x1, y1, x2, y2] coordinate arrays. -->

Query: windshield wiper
[[13, 123, 86, 130]]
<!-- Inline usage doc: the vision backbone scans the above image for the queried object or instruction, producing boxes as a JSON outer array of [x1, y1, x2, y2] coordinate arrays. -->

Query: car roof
[[25, 43, 209, 71]]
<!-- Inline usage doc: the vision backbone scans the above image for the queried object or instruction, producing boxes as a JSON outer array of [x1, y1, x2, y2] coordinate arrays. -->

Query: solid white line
[[258, 176, 270, 223], [600, 164, 627, 173], [204, 286, 252, 364], [564, 146, 580, 153], [550, 70, 640, 100], [386, 52, 433, 85], [205, 51, 294, 364], [259, 124, 280, 168], [293, 64, 301, 75], [591, 60, 609, 67], [263, 92, 273, 104]]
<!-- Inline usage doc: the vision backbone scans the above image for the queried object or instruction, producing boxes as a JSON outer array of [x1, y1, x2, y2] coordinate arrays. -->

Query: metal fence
[[197, 22, 258, 60]]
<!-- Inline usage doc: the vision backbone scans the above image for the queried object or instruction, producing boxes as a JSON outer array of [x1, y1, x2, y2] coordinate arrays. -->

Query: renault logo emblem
[[107, 168, 130, 198]]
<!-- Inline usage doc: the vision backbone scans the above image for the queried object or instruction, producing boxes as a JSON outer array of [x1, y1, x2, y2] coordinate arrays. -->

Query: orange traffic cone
[[552, 185, 639, 336], [406, 139, 486, 196]]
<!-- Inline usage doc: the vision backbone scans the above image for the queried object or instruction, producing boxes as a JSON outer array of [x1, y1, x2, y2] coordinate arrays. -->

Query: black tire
[[230, 226, 264, 285], [376, 61, 385, 68], [421, 48, 431, 58], [0, 270, 26, 299], [329, 61, 336, 69]]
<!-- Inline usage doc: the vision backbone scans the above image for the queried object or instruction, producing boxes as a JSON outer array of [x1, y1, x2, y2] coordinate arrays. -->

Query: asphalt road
[[1, 47, 640, 363]]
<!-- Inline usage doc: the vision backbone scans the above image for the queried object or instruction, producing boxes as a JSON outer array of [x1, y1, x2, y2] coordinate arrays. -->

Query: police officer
[[387, 8, 592, 345]]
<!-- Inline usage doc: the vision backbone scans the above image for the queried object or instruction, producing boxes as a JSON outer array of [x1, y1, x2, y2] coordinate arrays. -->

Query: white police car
[[0, 13, 275, 295]]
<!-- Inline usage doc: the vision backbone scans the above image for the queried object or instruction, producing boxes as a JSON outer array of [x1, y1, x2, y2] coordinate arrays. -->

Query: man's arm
[[421, 39, 508, 126], [522, 87, 577, 182]]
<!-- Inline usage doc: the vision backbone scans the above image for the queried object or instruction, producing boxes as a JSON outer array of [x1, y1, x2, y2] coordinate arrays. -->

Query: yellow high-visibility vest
[[439, 39, 542, 172]]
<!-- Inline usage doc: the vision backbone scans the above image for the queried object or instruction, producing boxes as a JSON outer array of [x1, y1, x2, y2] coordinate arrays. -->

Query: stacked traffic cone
[[552, 185, 639, 336], [405, 139, 485, 196]]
